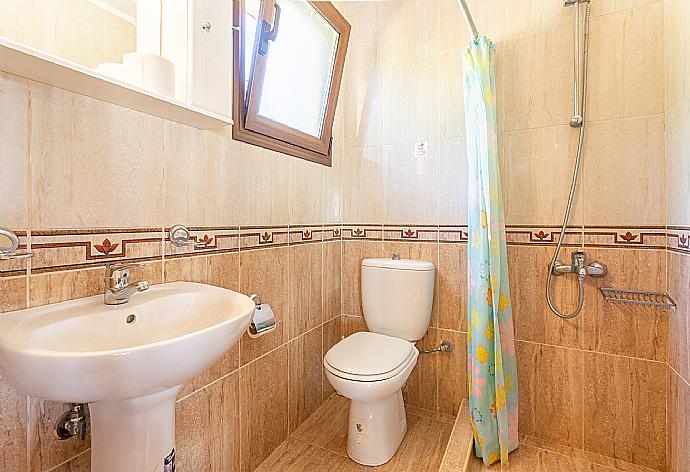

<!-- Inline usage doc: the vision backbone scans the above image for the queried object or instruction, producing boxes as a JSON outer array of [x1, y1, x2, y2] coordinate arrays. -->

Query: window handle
[[259, 3, 281, 55]]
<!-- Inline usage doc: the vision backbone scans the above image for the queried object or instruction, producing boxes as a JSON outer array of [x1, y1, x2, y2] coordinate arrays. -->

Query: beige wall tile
[[516, 341, 584, 448], [583, 115, 665, 226], [503, 0, 570, 37], [341, 241, 382, 318], [383, 141, 440, 225], [163, 121, 206, 226], [438, 49, 465, 140], [666, 98, 690, 227], [30, 83, 165, 229], [668, 252, 690, 384], [588, 2, 664, 121], [322, 316, 342, 401], [380, 0, 440, 68], [499, 25, 573, 131], [164, 256, 210, 284], [434, 329, 468, 415], [288, 326, 323, 433], [668, 369, 690, 472], [342, 67, 384, 149], [29, 267, 105, 308], [176, 372, 240, 472], [0, 72, 29, 230], [0, 376, 27, 472], [583, 249, 667, 361], [0, 275, 27, 313], [503, 125, 584, 227], [291, 163, 325, 226], [239, 144, 293, 227], [508, 246, 583, 349], [239, 248, 289, 366], [438, 137, 469, 226], [201, 128, 244, 227], [405, 327, 467, 415], [323, 241, 341, 321], [341, 147, 385, 224], [665, 0, 690, 109], [49, 451, 90, 472], [29, 399, 91, 471], [288, 244, 323, 340], [178, 343, 240, 399], [240, 346, 289, 472], [336, 1, 382, 77], [342, 314, 368, 338], [207, 253, 240, 291], [583, 353, 666, 470], [433, 244, 467, 331], [382, 56, 439, 146]]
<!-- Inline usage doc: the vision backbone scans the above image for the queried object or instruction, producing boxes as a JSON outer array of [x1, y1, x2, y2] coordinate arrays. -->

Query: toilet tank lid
[[362, 258, 435, 271]]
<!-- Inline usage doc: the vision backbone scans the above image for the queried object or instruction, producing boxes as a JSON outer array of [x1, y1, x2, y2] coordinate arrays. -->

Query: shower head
[[564, 0, 590, 6]]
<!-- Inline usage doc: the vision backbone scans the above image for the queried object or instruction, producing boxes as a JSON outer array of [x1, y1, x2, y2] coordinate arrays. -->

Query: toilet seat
[[324, 332, 416, 382]]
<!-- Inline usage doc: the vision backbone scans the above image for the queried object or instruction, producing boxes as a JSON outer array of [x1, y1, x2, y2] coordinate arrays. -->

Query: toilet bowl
[[324, 257, 435, 466], [324, 332, 419, 466]]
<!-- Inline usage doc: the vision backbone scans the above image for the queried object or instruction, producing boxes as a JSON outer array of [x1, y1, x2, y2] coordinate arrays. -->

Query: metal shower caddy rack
[[600, 287, 677, 309]]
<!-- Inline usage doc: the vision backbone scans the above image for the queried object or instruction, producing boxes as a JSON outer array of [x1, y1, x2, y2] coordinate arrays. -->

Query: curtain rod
[[457, 0, 479, 40]]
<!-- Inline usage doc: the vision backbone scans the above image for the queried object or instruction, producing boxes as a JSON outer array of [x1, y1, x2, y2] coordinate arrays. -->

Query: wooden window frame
[[232, 0, 350, 166]]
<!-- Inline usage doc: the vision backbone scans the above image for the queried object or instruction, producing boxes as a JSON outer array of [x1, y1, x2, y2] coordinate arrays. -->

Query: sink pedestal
[[90, 386, 181, 472]]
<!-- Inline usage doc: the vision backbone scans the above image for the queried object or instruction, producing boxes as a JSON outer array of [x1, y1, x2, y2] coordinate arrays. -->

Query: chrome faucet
[[104, 263, 150, 305], [551, 250, 607, 279]]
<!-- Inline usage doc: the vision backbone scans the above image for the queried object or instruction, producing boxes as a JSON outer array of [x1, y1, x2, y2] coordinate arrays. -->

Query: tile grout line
[[176, 318, 331, 404], [42, 448, 91, 472], [669, 364, 690, 389]]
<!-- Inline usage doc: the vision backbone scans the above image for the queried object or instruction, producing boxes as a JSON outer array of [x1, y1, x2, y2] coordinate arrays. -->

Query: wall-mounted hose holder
[[419, 340, 454, 355]]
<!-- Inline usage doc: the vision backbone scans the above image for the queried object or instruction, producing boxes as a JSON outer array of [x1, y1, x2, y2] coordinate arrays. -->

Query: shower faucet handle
[[551, 251, 607, 278]]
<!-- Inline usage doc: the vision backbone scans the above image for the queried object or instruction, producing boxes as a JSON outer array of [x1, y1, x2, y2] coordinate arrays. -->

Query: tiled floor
[[466, 435, 662, 472], [255, 394, 456, 472], [257, 394, 661, 472]]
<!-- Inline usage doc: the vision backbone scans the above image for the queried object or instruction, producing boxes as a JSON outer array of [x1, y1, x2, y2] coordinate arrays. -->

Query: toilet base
[[346, 390, 407, 466]]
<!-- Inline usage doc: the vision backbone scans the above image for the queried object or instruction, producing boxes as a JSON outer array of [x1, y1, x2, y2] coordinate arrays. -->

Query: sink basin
[[0, 281, 255, 472]]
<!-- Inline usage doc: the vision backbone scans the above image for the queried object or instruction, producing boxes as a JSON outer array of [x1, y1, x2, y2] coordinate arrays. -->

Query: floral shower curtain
[[463, 36, 519, 466]]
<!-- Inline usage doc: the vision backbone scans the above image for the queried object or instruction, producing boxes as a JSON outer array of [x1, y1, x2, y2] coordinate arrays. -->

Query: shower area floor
[[256, 395, 660, 472]]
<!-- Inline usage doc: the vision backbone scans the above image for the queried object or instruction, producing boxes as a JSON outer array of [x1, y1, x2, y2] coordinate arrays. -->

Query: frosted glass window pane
[[257, 0, 339, 138]]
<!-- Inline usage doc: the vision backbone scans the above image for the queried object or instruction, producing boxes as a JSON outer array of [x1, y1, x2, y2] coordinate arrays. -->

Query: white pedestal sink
[[0, 282, 255, 472]]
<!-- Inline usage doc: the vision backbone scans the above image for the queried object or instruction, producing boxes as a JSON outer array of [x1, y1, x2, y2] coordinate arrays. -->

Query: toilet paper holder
[[247, 294, 277, 338]]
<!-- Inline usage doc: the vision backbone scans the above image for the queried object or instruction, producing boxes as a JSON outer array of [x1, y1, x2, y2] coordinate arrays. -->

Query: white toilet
[[324, 257, 435, 466]]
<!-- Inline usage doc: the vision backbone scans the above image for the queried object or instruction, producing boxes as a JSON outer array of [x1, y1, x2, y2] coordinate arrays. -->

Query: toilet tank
[[361, 258, 436, 341]]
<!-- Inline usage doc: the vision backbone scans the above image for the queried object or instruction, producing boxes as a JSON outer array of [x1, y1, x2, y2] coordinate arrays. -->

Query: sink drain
[[126, 314, 136, 324]]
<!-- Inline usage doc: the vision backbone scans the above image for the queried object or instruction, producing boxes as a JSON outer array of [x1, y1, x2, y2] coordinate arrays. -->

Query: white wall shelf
[[0, 37, 232, 130]]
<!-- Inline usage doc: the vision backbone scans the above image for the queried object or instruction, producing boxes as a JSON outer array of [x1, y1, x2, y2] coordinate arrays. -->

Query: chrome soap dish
[[0, 227, 33, 260], [600, 287, 677, 309], [168, 224, 211, 248]]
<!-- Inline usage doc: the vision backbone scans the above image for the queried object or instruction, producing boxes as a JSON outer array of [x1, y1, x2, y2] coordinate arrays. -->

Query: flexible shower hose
[[546, 2, 591, 319]]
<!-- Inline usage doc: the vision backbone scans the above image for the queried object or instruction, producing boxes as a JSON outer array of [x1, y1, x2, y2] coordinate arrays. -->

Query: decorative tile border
[[288, 225, 324, 245], [582, 226, 667, 249], [1, 224, 680, 277], [668, 226, 690, 255], [342, 225, 383, 241], [28, 228, 164, 276], [238, 226, 290, 250], [382, 225, 439, 242]]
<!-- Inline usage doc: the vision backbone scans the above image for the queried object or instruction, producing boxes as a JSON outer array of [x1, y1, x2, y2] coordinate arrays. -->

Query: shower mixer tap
[[551, 251, 607, 279]]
